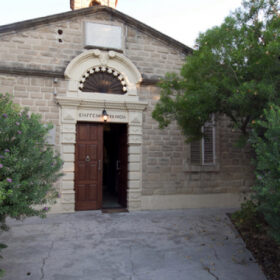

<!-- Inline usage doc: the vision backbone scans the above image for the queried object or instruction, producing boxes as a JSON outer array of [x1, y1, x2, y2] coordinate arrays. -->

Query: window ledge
[[183, 163, 220, 173]]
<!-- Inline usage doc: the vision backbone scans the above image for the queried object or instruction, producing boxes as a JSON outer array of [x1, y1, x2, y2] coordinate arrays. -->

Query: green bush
[[249, 105, 280, 244], [0, 94, 63, 228], [0, 243, 7, 277], [231, 200, 261, 231]]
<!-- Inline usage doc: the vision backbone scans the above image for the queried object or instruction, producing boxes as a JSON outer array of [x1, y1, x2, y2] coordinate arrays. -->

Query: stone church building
[[0, 0, 253, 213]]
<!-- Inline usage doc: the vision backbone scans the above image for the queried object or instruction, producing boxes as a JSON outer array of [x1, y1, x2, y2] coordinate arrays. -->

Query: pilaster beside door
[[117, 125, 128, 207]]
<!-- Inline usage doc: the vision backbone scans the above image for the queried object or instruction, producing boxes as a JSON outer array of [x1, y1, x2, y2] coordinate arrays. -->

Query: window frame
[[201, 114, 216, 166], [190, 114, 216, 166], [184, 114, 220, 173]]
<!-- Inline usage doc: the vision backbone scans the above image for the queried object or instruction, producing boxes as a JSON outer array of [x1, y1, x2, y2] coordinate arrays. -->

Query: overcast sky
[[0, 0, 243, 47]]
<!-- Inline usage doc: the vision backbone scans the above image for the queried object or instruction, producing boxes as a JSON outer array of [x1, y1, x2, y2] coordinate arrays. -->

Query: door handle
[[98, 160, 101, 171], [85, 155, 91, 162]]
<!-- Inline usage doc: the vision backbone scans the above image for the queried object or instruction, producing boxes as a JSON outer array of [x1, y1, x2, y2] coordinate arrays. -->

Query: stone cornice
[[141, 78, 160, 86], [56, 96, 147, 111], [0, 66, 64, 78], [0, 65, 159, 85]]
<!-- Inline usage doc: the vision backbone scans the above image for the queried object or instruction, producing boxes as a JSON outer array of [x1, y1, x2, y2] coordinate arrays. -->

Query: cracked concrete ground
[[0, 208, 267, 280]]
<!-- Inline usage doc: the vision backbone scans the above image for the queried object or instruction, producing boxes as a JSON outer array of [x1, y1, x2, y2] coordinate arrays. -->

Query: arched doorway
[[56, 49, 147, 212]]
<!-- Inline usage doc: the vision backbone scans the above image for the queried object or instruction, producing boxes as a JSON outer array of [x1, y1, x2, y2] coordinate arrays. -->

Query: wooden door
[[117, 125, 128, 207], [75, 123, 103, 211]]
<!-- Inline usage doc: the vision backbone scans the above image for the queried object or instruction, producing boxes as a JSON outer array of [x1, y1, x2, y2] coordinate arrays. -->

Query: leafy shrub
[[0, 94, 63, 229], [249, 105, 280, 244], [0, 243, 7, 277], [231, 200, 263, 232]]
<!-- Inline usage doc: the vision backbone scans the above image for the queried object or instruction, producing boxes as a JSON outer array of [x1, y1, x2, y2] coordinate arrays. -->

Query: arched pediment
[[65, 49, 142, 96]]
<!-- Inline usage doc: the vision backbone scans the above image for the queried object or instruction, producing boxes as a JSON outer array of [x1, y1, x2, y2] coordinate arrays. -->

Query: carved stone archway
[[56, 49, 147, 213]]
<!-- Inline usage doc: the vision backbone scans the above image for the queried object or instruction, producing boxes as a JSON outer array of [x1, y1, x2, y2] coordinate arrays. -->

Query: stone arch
[[56, 49, 147, 213], [65, 49, 142, 96]]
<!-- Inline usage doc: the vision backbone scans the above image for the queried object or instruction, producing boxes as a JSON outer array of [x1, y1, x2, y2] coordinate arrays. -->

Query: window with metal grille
[[190, 115, 215, 165], [79, 68, 127, 94]]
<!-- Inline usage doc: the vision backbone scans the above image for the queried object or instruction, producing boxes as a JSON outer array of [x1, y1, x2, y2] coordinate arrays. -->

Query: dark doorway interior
[[102, 123, 128, 209]]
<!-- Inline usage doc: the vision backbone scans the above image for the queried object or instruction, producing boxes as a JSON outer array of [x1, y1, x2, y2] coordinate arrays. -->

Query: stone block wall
[[0, 11, 185, 78], [125, 27, 185, 79], [0, 74, 66, 133], [140, 85, 255, 197], [0, 9, 254, 209]]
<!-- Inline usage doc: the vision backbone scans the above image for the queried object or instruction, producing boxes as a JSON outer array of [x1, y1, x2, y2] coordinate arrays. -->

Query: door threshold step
[[102, 208, 128, 214]]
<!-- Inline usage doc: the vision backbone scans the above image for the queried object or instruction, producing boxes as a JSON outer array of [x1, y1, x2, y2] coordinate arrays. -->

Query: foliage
[[0, 243, 7, 278], [0, 94, 63, 229], [231, 200, 263, 232], [249, 105, 280, 244], [152, 0, 280, 141]]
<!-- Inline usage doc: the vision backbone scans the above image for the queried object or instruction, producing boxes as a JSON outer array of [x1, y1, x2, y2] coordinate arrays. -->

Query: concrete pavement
[[0, 208, 266, 280]]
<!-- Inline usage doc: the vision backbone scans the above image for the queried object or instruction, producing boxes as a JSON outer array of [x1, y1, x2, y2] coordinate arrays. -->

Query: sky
[[0, 0, 243, 47]]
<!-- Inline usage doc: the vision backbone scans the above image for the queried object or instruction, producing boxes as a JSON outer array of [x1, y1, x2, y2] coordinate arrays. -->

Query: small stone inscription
[[78, 111, 128, 123], [79, 113, 101, 118], [109, 114, 126, 120], [79, 113, 126, 119]]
